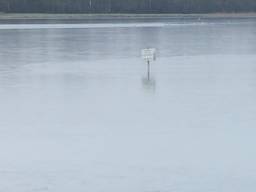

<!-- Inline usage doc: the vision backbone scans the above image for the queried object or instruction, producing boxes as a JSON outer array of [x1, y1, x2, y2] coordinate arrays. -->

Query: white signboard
[[141, 48, 156, 61]]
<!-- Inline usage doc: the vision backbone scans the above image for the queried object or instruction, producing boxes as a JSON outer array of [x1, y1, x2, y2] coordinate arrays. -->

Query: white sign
[[141, 48, 156, 61]]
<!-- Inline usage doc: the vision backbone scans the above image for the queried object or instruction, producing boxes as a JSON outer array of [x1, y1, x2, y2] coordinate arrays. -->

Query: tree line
[[0, 0, 256, 13]]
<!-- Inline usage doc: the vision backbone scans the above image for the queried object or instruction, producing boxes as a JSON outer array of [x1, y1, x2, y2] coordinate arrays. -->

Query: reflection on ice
[[142, 76, 156, 91]]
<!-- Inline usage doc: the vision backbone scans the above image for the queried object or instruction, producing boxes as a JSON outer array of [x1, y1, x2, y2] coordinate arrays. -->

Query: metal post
[[147, 60, 150, 80]]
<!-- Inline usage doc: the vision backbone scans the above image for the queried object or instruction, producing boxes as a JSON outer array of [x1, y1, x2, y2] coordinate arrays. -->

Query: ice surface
[[0, 18, 256, 191], [0, 22, 169, 30]]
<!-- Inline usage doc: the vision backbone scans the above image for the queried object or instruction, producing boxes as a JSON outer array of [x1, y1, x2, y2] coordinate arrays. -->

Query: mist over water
[[1, 17, 256, 191]]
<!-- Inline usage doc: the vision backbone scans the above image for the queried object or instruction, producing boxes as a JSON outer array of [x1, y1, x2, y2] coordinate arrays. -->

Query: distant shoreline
[[0, 13, 256, 20]]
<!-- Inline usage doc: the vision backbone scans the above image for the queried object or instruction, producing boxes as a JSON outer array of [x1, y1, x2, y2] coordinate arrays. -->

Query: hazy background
[[1, 0, 256, 13]]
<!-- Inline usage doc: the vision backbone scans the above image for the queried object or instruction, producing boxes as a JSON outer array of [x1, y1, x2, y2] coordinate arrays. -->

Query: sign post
[[147, 60, 150, 80], [141, 48, 156, 80]]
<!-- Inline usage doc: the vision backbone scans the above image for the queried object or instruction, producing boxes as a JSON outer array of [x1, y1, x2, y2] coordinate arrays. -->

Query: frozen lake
[[0, 16, 256, 191]]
